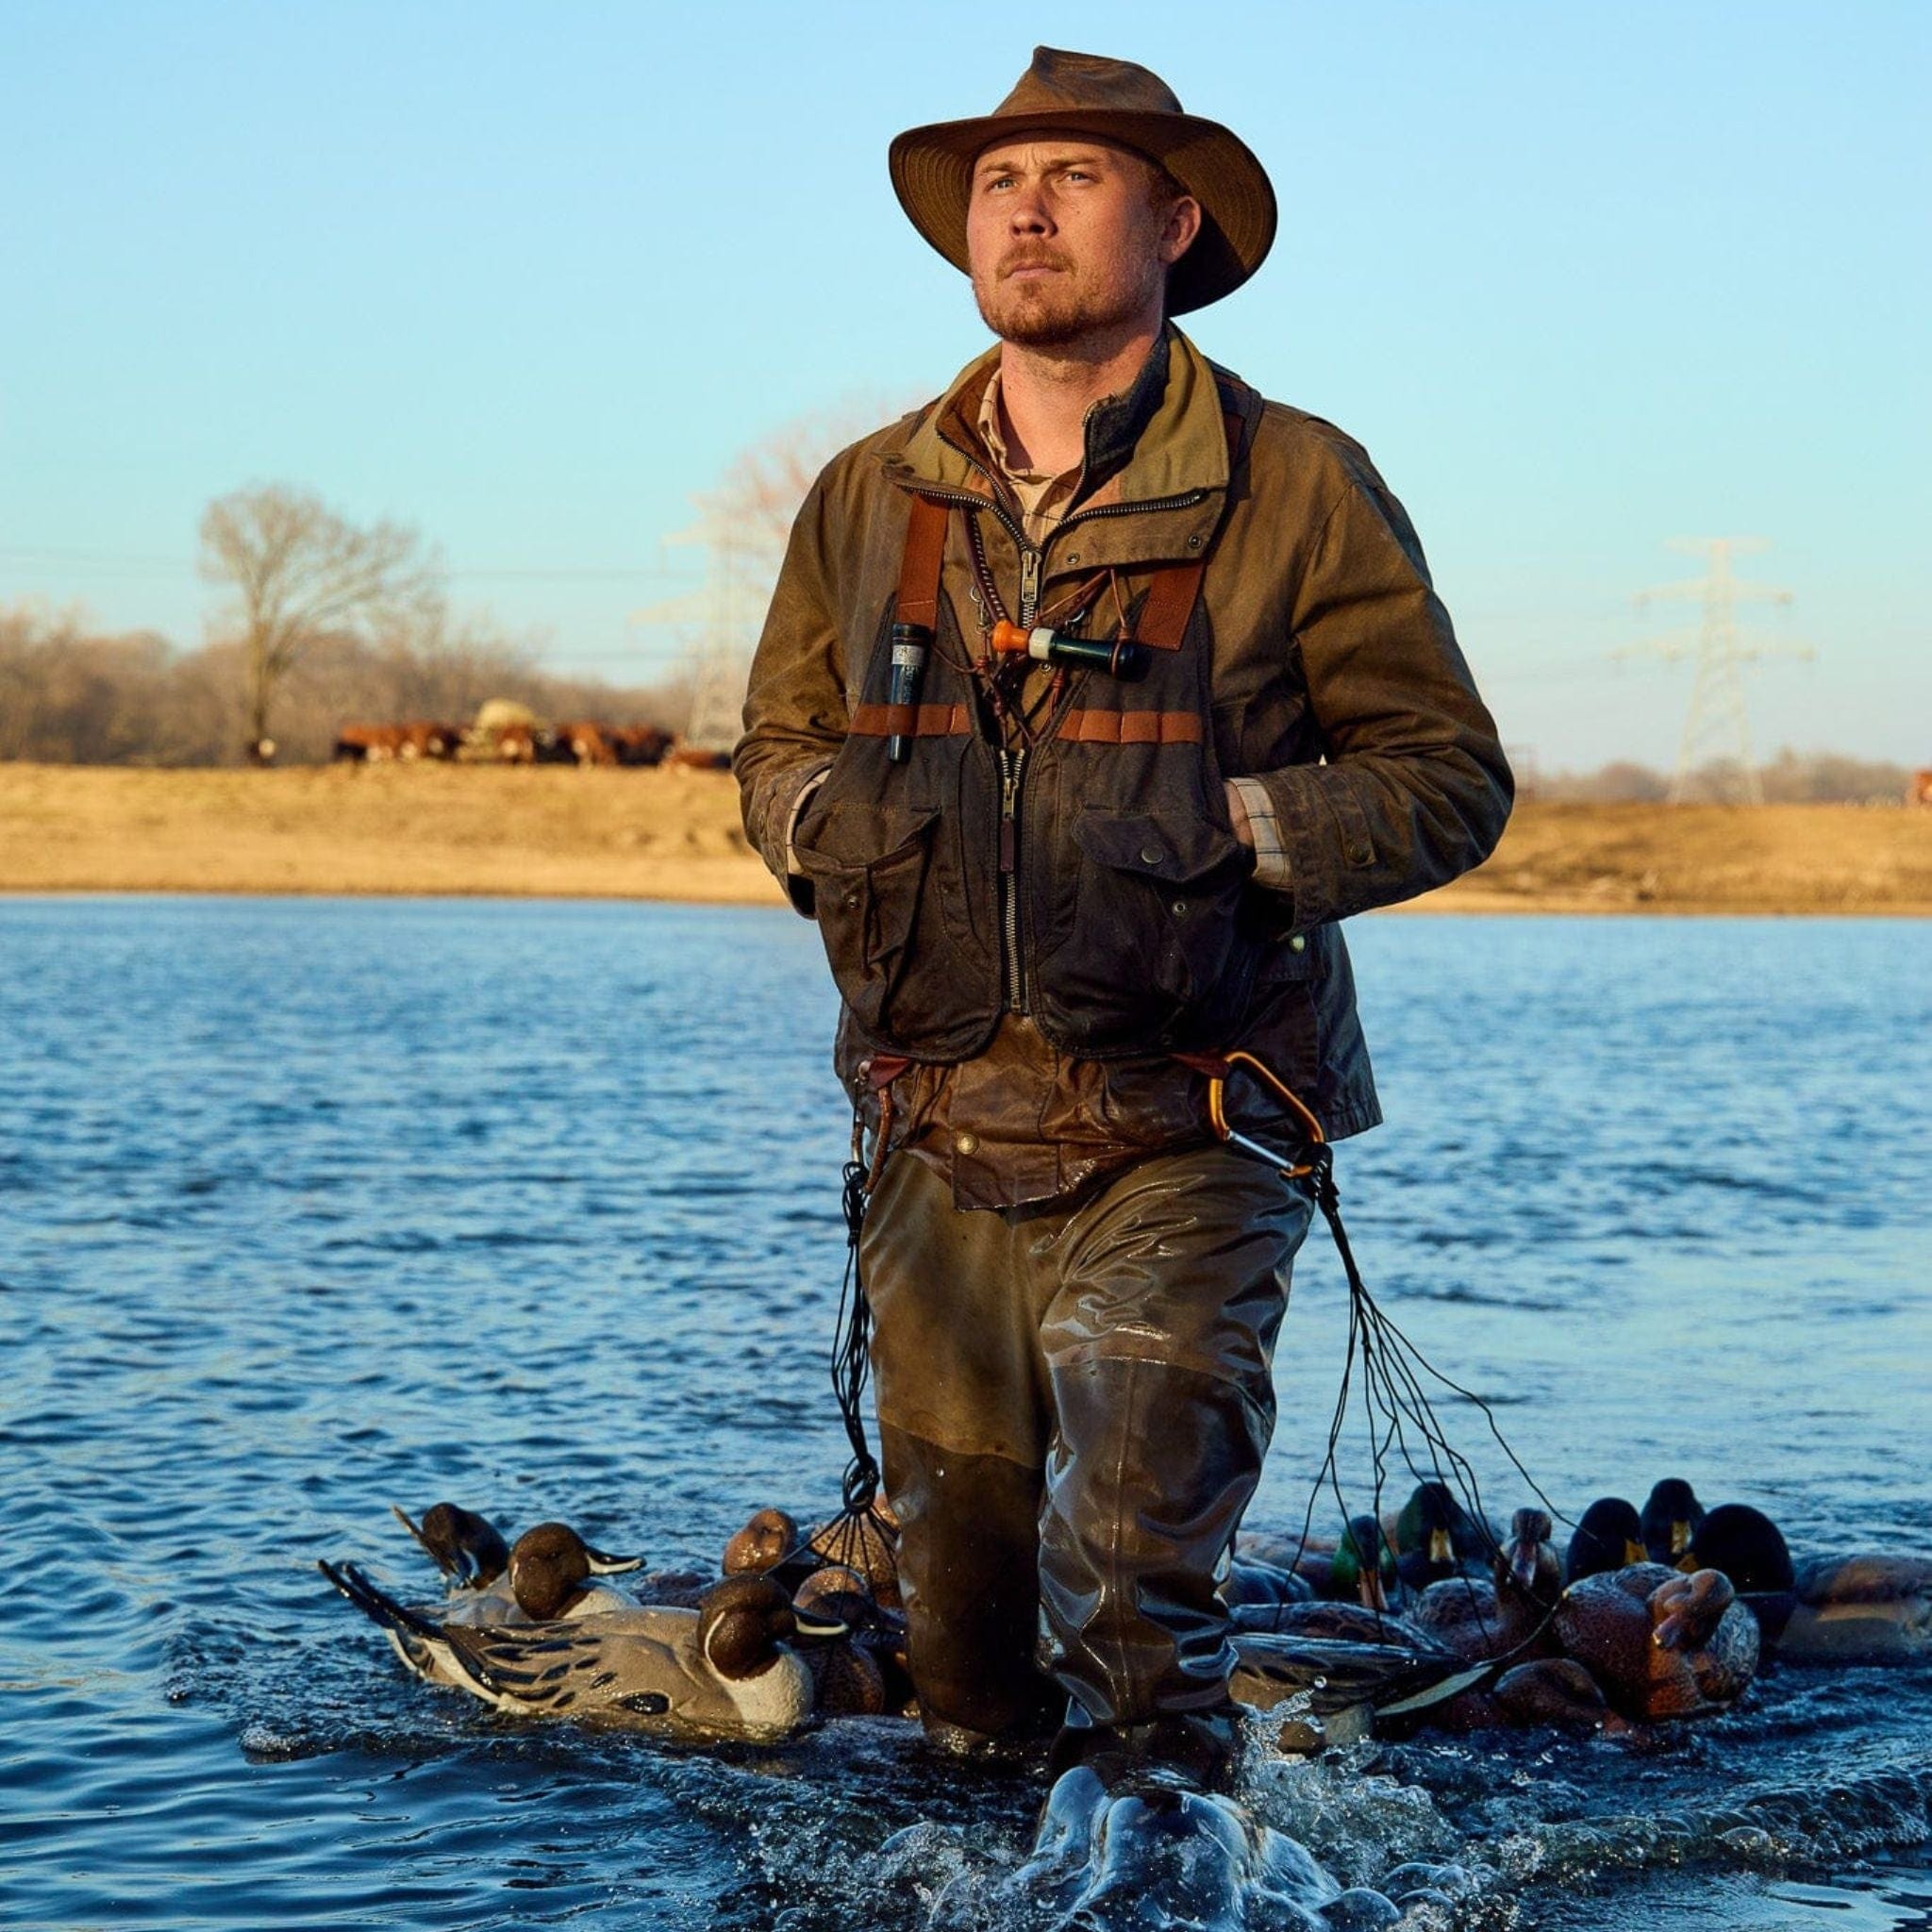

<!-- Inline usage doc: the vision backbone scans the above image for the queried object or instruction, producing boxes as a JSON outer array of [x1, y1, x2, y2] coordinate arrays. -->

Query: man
[[736, 48, 1511, 1793]]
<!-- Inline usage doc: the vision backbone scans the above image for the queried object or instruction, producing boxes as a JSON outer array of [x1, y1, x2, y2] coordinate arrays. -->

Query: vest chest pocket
[[792, 803, 941, 1044], [1038, 808, 1257, 1053]]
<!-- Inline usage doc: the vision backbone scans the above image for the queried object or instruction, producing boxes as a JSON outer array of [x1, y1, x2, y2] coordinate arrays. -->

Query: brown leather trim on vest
[[1056, 708, 1204, 745], [852, 702, 975, 738], [896, 493, 949, 629], [1131, 408, 1243, 651]]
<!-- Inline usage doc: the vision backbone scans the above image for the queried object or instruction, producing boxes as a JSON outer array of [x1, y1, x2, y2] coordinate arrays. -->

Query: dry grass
[[2, 765, 1928, 914]]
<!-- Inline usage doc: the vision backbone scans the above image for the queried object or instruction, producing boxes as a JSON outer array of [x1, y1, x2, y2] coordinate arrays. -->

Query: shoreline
[[3, 764, 1929, 917]]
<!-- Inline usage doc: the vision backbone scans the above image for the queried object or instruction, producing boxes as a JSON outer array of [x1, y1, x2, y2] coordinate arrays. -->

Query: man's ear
[[1161, 195, 1203, 267]]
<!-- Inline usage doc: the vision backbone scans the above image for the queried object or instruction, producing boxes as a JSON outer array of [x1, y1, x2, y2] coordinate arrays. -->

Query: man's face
[[965, 138, 1198, 349]]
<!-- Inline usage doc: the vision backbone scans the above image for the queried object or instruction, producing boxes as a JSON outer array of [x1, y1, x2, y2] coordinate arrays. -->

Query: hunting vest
[[792, 402, 1298, 1066]]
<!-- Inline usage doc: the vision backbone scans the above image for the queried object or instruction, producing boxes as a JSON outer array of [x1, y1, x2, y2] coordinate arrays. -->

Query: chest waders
[[807, 433, 1560, 1740]]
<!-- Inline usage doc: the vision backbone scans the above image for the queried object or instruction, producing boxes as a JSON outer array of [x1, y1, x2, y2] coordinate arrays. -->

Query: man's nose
[[1007, 182, 1053, 233]]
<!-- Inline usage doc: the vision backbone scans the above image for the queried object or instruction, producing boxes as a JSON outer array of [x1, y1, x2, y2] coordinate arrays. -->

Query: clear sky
[[3, 0, 1926, 770]]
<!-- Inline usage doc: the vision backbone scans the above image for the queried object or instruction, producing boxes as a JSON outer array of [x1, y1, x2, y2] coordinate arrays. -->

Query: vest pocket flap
[[793, 803, 940, 876], [1074, 810, 1245, 885]]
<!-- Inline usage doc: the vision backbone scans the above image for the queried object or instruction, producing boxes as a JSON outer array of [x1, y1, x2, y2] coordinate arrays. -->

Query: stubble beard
[[973, 250, 1165, 351]]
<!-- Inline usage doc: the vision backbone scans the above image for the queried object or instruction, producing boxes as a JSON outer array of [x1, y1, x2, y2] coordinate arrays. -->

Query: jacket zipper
[[906, 450, 1208, 1020], [998, 744, 1027, 1010]]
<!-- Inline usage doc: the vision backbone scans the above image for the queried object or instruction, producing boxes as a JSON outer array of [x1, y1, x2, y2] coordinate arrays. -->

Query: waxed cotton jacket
[[736, 325, 1512, 1201]]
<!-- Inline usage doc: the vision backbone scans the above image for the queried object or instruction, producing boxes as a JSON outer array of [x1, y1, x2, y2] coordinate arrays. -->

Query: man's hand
[[1224, 779, 1256, 850]]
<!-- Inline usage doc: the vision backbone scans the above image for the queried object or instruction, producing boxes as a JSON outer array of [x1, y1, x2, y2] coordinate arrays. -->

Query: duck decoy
[[1685, 1504, 1796, 1641], [1226, 1597, 1430, 1645], [1390, 1482, 1492, 1592], [323, 1567, 843, 1740], [807, 1505, 901, 1609], [1554, 1561, 1758, 1720], [1564, 1498, 1647, 1585], [1316, 1514, 1403, 1609], [1221, 1555, 1313, 1610], [1782, 1554, 1932, 1663], [1230, 1628, 1487, 1740], [1640, 1478, 1705, 1567], [1410, 1507, 1563, 1663], [504, 1521, 643, 1621], [722, 1507, 824, 1594], [392, 1502, 511, 1591]]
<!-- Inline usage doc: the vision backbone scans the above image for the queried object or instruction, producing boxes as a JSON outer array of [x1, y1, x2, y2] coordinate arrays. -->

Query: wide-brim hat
[[889, 46, 1276, 316]]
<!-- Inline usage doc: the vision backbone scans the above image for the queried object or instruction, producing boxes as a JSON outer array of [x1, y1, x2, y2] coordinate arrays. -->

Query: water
[[2, 898, 1927, 1930]]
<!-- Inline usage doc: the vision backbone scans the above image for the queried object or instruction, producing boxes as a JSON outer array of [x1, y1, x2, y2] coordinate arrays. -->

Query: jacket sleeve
[[1240, 446, 1513, 928], [733, 467, 850, 918]]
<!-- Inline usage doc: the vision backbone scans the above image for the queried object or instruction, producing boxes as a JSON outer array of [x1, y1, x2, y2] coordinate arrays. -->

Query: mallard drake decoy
[[1411, 1507, 1562, 1663], [1685, 1504, 1795, 1642], [1390, 1482, 1492, 1592], [1554, 1561, 1758, 1720], [1318, 1514, 1403, 1609], [1564, 1498, 1647, 1585], [324, 1567, 842, 1739], [1640, 1479, 1705, 1567], [392, 1502, 510, 1591]]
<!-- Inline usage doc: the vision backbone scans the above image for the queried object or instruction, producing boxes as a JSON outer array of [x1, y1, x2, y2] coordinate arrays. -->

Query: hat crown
[[991, 46, 1183, 125]]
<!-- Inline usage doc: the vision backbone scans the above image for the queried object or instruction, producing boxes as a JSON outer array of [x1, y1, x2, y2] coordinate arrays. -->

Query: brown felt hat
[[889, 47, 1276, 315]]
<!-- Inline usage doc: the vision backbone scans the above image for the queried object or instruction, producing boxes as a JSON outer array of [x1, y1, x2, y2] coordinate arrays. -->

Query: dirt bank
[[2, 765, 1927, 914]]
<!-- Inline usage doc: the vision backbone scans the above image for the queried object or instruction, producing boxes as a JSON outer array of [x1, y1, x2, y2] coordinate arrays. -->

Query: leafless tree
[[199, 484, 443, 760]]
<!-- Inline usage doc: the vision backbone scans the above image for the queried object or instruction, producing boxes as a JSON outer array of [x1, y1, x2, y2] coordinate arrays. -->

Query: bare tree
[[199, 484, 443, 760]]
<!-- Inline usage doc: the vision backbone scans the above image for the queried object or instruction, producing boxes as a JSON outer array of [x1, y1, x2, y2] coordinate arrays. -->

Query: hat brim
[[889, 108, 1276, 315]]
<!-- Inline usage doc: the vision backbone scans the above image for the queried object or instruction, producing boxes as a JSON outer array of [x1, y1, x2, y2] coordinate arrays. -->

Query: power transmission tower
[[631, 510, 770, 752], [1615, 538, 1812, 804]]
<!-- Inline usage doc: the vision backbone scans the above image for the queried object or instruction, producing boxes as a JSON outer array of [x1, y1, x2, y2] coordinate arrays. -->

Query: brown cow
[[609, 724, 674, 768], [557, 721, 617, 767], [663, 744, 732, 771], [334, 724, 407, 762]]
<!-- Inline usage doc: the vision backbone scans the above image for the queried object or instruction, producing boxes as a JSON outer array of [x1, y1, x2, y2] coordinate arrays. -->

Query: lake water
[[3, 897, 1927, 1931]]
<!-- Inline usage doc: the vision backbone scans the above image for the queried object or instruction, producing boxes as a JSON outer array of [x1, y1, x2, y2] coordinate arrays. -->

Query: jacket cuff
[[747, 758, 834, 917], [1227, 776, 1291, 891]]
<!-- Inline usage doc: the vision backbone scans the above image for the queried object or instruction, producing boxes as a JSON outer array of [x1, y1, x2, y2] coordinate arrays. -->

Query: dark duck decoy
[[392, 1502, 511, 1591], [323, 1569, 842, 1739], [1641, 1478, 1706, 1568], [1220, 1554, 1313, 1610], [722, 1507, 821, 1593], [1564, 1497, 1647, 1585], [1690, 1507, 1932, 1664], [789, 1568, 893, 1717], [1554, 1561, 1759, 1720], [1410, 1507, 1564, 1663], [1685, 1504, 1797, 1643], [1390, 1481, 1492, 1592]]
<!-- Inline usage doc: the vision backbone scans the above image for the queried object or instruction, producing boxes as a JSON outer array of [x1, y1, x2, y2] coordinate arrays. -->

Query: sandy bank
[[2, 764, 1928, 915]]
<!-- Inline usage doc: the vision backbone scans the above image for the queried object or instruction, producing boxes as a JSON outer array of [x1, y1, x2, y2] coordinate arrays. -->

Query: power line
[[1614, 537, 1814, 805]]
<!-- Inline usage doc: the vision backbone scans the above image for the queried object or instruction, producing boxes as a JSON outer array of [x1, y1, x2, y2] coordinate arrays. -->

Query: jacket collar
[[883, 323, 1236, 513]]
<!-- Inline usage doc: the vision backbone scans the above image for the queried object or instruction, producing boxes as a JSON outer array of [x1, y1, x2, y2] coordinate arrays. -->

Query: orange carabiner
[[1199, 1049, 1325, 1180]]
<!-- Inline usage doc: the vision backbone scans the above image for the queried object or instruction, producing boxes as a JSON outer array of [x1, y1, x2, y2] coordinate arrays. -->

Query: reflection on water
[[3, 898, 1927, 1929]]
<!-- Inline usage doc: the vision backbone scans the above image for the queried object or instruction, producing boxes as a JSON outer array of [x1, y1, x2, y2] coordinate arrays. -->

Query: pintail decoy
[[1554, 1561, 1758, 1721], [1640, 1478, 1705, 1567], [323, 1568, 843, 1740], [1684, 1504, 1796, 1642], [392, 1502, 511, 1591], [1564, 1497, 1647, 1585]]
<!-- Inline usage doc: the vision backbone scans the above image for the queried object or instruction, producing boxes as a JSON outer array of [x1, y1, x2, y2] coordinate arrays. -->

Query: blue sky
[[2, 1, 1926, 768]]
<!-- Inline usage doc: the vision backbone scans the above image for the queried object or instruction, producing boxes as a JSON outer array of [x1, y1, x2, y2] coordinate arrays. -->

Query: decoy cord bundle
[[820, 1062, 1572, 1662]]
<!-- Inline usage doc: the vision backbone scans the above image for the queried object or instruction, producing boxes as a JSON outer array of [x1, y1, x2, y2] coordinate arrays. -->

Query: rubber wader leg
[[861, 1154, 1060, 1741], [1035, 1146, 1315, 1727]]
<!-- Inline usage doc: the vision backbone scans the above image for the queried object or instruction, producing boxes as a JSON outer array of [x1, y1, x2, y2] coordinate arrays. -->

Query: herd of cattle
[[332, 721, 728, 769]]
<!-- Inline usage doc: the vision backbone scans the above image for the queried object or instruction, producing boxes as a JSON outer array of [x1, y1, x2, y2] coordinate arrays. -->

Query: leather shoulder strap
[[1135, 407, 1244, 652], [896, 494, 948, 629]]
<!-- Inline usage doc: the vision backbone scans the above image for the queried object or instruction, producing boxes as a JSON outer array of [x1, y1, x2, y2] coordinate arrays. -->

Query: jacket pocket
[[793, 803, 941, 1046], [1038, 808, 1257, 1054]]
